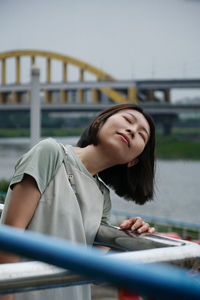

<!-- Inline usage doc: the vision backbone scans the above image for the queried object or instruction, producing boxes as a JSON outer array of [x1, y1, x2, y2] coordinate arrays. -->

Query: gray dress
[[1, 138, 111, 300]]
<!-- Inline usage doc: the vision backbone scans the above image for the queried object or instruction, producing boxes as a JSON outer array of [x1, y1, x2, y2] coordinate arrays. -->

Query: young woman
[[0, 103, 156, 300]]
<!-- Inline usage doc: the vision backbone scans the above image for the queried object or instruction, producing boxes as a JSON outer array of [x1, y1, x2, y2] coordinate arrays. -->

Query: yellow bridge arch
[[0, 50, 137, 104]]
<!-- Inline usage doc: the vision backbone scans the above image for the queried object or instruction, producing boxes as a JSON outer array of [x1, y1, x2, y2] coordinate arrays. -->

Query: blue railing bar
[[0, 243, 199, 294], [112, 209, 200, 230], [0, 225, 200, 299], [1, 226, 200, 294]]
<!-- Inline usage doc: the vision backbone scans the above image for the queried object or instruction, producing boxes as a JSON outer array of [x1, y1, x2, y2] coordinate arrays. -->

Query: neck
[[74, 145, 115, 176]]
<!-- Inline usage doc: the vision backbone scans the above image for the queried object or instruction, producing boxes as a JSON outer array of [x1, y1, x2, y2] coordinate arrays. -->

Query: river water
[[0, 137, 199, 225]]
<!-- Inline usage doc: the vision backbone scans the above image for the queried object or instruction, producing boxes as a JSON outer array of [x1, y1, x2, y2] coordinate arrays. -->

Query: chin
[[99, 139, 129, 162]]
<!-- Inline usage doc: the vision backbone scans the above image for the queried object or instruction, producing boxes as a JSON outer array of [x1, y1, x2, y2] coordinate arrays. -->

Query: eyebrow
[[127, 112, 150, 138]]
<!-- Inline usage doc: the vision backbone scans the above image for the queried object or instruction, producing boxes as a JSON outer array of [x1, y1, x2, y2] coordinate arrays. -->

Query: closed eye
[[123, 116, 132, 124], [139, 132, 147, 143]]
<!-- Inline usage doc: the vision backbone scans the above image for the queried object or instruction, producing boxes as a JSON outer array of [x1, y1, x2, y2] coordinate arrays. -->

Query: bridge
[[1, 50, 200, 105], [0, 49, 129, 104], [1, 50, 200, 135]]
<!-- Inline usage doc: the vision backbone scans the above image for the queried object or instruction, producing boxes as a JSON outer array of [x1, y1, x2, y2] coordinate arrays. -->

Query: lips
[[117, 133, 130, 147]]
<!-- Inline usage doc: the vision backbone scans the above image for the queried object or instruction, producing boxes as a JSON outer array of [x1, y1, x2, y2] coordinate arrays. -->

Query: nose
[[126, 128, 135, 139]]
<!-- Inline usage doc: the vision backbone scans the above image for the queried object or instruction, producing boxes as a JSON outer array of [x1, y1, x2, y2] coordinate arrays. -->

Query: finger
[[120, 217, 138, 229], [119, 219, 131, 228], [130, 217, 143, 231], [137, 222, 150, 233], [148, 227, 155, 234], [137, 224, 156, 234]]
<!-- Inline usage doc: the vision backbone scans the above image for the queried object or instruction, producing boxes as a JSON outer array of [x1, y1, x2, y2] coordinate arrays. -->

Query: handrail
[[0, 225, 200, 299], [0, 232, 199, 293], [95, 225, 200, 269], [1, 203, 200, 269], [0, 261, 94, 293], [95, 224, 186, 250]]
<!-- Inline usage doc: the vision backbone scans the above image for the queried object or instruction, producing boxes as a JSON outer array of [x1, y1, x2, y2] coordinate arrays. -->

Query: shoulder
[[32, 138, 61, 156], [13, 138, 64, 179], [18, 138, 62, 165], [28, 138, 64, 172], [11, 138, 64, 193]]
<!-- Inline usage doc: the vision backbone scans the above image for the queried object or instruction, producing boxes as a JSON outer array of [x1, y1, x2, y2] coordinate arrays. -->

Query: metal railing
[[0, 224, 200, 299]]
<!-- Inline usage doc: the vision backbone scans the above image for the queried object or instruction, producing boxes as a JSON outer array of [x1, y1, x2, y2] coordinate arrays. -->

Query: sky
[[0, 0, 200, 100]]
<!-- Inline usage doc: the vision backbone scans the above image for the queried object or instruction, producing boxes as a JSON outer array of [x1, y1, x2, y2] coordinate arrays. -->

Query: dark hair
[[77, 103, 156, 204]]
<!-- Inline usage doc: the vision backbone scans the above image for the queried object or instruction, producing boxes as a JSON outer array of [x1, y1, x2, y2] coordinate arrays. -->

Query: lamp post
[[30, 66, 41, 148]]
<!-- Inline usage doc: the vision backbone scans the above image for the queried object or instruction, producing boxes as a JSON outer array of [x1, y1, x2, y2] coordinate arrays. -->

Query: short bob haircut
[[77, 103, 156, 205]]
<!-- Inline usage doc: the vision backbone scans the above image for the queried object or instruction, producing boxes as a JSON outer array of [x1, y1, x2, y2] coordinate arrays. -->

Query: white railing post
[[30, 66, 41, 148]]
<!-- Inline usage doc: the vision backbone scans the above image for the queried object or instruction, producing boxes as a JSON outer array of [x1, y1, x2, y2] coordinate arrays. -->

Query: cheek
[[96, 121, 108, 140], [133, 140, 146, 156], [98, 120, 116, 139], [97, 126, 110, 145]]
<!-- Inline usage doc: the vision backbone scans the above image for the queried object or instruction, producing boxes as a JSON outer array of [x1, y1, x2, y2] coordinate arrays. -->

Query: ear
[[127, 158, 139, 168]]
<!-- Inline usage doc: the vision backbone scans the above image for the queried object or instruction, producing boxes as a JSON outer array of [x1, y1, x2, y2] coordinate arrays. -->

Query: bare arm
[[0, 175, 41, 299], [0, 174, 41, 261], [3, 175, 41, 228], [0, 174, 41, 262]]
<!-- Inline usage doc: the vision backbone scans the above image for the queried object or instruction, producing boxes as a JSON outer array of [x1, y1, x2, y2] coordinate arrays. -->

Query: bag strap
[[60, 143, 77, 194]]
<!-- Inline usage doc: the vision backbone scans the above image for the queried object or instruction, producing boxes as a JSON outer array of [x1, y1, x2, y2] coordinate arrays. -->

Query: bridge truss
[[0, 50, 133, 104]]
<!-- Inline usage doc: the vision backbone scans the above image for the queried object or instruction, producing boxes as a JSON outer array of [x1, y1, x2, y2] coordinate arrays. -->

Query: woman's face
[[97, 109, 150, 167]]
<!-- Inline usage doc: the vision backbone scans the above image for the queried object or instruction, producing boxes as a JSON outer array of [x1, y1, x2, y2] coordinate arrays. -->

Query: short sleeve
[[10, 138, 63, 194]]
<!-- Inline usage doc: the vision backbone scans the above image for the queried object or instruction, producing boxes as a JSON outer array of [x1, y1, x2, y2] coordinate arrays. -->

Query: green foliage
[[0, 129, 30, 137], [1, 119, 200, 160], [156, 134, 200, 160], [42, 127, 84, 137], [172, 127, 200, 136], [0, 128, 84, 138], [0, 112, 92, 130], [0, 179, 10, 192], [0, 113, 30, 129]]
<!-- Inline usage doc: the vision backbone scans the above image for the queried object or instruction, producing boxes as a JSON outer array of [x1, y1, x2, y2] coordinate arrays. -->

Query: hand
[[119, 217, 155, 234]]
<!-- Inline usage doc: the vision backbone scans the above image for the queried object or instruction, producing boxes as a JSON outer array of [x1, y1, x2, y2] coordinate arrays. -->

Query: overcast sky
[[1, 0, 200, 99]]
